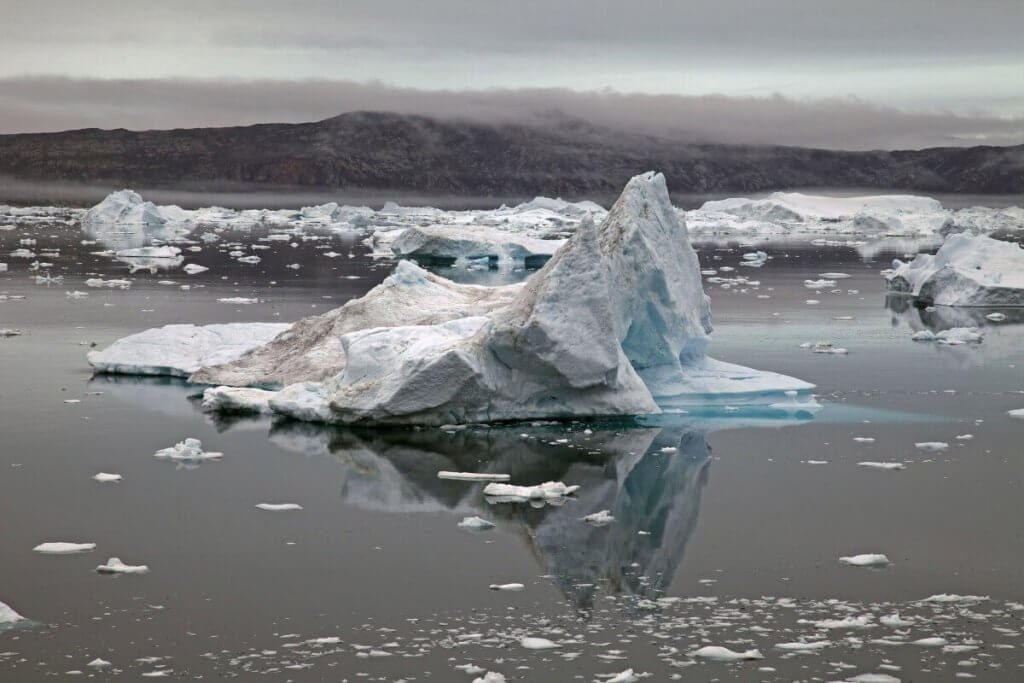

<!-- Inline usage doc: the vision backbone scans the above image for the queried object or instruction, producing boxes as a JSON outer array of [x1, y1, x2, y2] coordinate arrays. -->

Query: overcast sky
[[1, 0, 1022, 148]]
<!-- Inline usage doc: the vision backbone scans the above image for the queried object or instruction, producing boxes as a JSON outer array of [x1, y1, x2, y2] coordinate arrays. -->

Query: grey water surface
[[1, 218, 1023, 681]]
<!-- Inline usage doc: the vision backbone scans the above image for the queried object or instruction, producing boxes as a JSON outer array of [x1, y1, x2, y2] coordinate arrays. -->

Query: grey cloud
[[1, 77, 1022, 150]]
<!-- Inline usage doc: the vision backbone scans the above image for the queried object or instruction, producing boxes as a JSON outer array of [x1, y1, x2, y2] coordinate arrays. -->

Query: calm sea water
[[1, 219, 1023, 681]]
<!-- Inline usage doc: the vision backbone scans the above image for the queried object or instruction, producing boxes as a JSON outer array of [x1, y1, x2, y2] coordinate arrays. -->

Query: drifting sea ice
[[488, 583, 524, 591], [33, 542, 96, 554], [521, 637, 560, 650], [690, 645, 763, 661], [201, 386, 276, 414], [581, 510, 615, 526], [457, 516, 496, 531], [482, 481, 579, 502], [92, 472, 122, 483], [437, 471, 511, 482], [914, 441, 949, 451], [472, 673, 506, 683], [95, 557, 149, 574], [153, 438, 222, 462], [255, 503, 303, 511], [839, 553, 891, 567], [858, 461, 906, 471]]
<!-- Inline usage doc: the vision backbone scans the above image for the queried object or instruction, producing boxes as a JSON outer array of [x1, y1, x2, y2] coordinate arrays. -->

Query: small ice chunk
[[521, 637, 560, 650], [457, 516, 496, 531], [853, 437, 875, 443], [33, 542, 96, 554], [986, 312, 1007, 322], [483, 481, 579, 502], [604, 670, 645, 683], [472, 673, 506, 683], [437, 471, 511, 482], [202, 386, 275, 414], [880, 613, 915, 627], [1008, 409, 1024, 420], [915, 441, 949, 451], [774, 640, 832, 651], [87, 658, 112, 669], [92, 472, 122, 483], [153, 437, 223, 462], [858, 461, 905, 471], [691, 645, 763, 661], [183, 263, 209, 275], [255, 503, 303, 511], [217, 297, 258, 304], [840, 553, 891, 568], [912, 637, 949, 647], [96, 557, 149, 574], [582, 510, 615, 526], [488, 583, 524, 591], [847, 675, 901, 683]]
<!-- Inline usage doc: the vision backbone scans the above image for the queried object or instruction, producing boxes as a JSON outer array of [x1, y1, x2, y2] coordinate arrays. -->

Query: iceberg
[[82, 190, 191, 229], [92, 172, 812, 425], [88, 323, 290, 377], [886, 232, 1024, 307]]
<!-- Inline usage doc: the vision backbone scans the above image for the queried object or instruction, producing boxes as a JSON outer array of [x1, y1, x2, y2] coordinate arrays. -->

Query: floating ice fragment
[[87, 658, 111, 669], [96, 557, 149, 574], [602, 670, 647, 683], [255, 503, 303, 511], [839, 554, 891, 568], [488, 583, 524, 592], [153, 437, 222, 462], [437, 472, 511, 482], [483, 481, 579, 502], [915, 441, 949, 451], [846, 674, 901, 683], [1008, 409, 1024, 420], [217, 297, 258, 304], [912, 637, 948, 647], [691, 645, 763, 661], [472, 673, 506, 683], [33, 542, 96, 554], [774, 640, 832, 651], [582, 510, 615, 526], [880, 613, 914, 627], [92, 473, 122, 483], [457, 516, 496, 531], [183, 263, 209, 275], [521, 637, 560, 650], [858, 461, 905, 471], [853, 437, 875, 443], [201, 386, 276, 414]]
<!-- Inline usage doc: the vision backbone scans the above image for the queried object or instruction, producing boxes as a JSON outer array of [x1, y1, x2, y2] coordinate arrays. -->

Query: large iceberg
[[885, 232, 1024, 307], [89, 172, 812, 424], [389, 225, 563, 268]]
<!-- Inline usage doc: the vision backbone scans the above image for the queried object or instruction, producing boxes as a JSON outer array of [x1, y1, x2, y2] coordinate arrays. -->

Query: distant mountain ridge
[[0, 111, 1022, 198]]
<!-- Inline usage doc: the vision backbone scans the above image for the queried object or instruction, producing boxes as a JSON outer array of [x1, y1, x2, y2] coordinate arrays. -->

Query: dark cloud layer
[[1, 77, 1022, 151]]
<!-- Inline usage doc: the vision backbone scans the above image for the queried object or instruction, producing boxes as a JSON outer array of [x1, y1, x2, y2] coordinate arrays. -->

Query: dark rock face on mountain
[[0, 111, 1021, 197]]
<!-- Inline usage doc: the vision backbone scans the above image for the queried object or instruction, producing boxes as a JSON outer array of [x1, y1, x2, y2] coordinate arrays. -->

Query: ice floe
[[839, 553, 892, 568], [690, 645, 763, 661], [437, 471, 511, 482], [92, 472, 123, 483], [0, 600, 26, 626], [255, 503, 303, 511], [95, 557, 149, 574], [153, 438, 223, 462], [483, 481, 579, 502], [457, 516, 496, 531], [33, 542, 96, 554]]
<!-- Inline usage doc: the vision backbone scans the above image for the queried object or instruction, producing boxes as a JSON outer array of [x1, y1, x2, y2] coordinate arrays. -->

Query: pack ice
[[886, 232, 1024, 307], [89, 172, 813, 425]]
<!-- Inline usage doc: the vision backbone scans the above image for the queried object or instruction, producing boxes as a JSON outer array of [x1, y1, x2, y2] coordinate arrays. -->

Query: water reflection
[[268, 421, 711, 608]]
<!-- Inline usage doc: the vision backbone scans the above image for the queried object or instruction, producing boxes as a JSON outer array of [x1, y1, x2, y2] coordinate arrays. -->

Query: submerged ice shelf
[[87, 172, 814, 425]]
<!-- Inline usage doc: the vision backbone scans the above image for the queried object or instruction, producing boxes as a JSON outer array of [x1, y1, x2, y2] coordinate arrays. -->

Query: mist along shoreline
[[3, 176, 1022, 212]]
